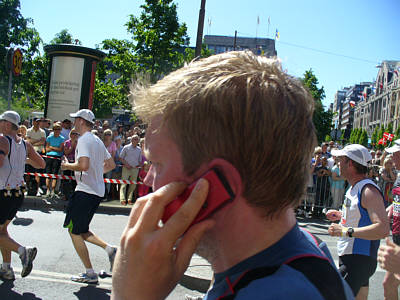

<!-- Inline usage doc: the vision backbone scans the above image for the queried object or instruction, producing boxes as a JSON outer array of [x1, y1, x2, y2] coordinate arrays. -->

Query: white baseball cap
[[331, 144, 372, 167], [0, 110, 20, 127], [385, 139, 400, 154], [69, 109, 95, 124]]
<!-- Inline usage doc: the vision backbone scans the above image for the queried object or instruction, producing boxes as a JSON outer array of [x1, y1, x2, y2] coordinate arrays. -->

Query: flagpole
[[256, 16, 259, 39], [267, 16, 270, 38]]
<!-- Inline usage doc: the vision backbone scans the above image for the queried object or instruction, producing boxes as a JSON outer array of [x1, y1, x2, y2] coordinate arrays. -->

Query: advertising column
[[44, 44, 105, 121]]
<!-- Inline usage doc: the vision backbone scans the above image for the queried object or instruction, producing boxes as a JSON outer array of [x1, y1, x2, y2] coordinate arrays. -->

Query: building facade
[[204, 35, 277, 57], [333, 83, 373, 131], [353, 61, 400, 135]]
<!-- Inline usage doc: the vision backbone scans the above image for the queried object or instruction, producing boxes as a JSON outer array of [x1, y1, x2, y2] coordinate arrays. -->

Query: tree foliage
[[0, 0, 41, 107], [359, 129, 368, 147], [49, 29, 81, 45], [125, 0, 189, 83], [301, 69, 331, 144]]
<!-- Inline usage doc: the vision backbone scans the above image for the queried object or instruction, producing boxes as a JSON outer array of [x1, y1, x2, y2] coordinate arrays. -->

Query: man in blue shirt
[[112, 52, 353, 300]]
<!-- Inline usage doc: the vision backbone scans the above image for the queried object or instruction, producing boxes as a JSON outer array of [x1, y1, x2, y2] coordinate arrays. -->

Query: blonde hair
[[384, 156, 393, 166], [132, 51, 316, 217], [18, 125, 27, 135], [314, 146, 322, 155]]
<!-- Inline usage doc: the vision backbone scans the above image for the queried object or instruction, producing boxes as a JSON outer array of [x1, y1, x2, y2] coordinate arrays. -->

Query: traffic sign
[[12, 48, 22, 76]]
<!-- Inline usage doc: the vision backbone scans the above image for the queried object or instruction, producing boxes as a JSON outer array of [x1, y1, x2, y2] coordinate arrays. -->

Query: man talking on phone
[[112, 52, 353, 299]]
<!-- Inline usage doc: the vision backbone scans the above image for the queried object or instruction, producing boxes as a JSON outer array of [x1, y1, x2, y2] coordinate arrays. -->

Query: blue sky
[[20, 0, 400, 108]]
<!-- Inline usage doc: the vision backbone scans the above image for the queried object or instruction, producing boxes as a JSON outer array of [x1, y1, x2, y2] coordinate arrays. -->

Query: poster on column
[[47, 56, 84, 122]]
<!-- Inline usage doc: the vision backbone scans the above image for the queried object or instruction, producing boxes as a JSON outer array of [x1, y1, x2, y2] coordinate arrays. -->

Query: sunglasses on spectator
[[104, 133, 112, 136], [71, 132, 79, 136]]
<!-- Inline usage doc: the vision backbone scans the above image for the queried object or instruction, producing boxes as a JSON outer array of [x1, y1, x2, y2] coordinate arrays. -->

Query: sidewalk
[[22, 195, 213, 293]]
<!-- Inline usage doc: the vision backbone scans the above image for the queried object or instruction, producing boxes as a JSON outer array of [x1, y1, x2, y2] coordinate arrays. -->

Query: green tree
[[359, 129, 368, 147], [0, 0, 41, 107], [395, 124, 400, 140], [371, 128, 377, 148], [387, 122, 393, 135], [125, 0, 189, 83], [301, 69, 331, 143], [92, 38, 137, 117], [49, 29, 81, 45], [183, 43, 214, 62], [377, 124, 385, 150]]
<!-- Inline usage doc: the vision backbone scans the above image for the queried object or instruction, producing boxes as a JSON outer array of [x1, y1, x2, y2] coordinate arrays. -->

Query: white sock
[[86, 268, 95, 275], [2, 262, 11, 269], [105, 245, 114, 255], [17, 246, 25, 256]]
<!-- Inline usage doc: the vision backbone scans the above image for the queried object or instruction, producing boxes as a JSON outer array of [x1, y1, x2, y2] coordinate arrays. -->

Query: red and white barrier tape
[[40, 155, 62, 160], [24, 172, 142, 185]]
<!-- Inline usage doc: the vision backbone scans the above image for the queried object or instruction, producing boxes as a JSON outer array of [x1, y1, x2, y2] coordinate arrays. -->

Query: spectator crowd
[[300, 141, 397, 218], [18, 117, 150, 204]]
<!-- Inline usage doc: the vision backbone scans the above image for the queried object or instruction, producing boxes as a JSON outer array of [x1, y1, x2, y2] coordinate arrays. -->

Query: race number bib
[[341, 197, 351, 225]]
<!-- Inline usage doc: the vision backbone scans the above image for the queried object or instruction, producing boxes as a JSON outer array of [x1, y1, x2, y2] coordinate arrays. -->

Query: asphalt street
[[0, 205, 395, 299]]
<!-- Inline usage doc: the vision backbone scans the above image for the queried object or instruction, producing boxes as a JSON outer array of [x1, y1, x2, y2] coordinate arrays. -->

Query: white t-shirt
[[74, 131, 111, 197]]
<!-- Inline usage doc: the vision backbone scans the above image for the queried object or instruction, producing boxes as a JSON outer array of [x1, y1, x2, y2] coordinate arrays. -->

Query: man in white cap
[[0, 111, 45, 280], [326, 144, 389, 299], [61, 109, 117, 284], [378, 140, 400, 300]]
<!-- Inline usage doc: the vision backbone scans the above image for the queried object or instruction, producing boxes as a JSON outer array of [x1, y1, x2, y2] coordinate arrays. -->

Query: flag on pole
[[378, 138, 387, 145], [384, 132, 394, 141], [275, 29, 280, 40]]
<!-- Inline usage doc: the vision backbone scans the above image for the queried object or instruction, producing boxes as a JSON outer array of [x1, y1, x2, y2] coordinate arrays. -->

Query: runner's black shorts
[[339, 254, 377, 296], [63, 191, 102, 234], [0, 191, 24, 225], [45, 155, 61, 175]]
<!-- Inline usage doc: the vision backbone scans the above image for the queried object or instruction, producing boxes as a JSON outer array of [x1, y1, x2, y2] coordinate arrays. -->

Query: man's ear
[[206, 158, 243, 198]]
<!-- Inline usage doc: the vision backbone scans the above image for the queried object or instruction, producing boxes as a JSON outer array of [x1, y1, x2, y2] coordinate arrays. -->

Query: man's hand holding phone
[[112, 180, 215, 300]]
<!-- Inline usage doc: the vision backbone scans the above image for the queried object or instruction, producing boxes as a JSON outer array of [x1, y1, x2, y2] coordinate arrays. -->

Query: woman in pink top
[[61, 129, 79, 201], [103, 129, 116, 200]]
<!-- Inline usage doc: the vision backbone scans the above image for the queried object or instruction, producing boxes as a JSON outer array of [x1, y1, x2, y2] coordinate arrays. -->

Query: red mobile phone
[[161, 168, 235, 226]]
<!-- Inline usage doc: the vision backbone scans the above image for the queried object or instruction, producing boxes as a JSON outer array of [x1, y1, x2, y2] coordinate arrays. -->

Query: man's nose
[[143, 167, 154, 189]]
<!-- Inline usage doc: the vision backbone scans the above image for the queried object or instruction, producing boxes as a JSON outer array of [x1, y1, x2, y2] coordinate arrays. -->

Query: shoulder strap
[[5, 135, 12, 160], [219, 256, 346, 300], [4, 136, 27, 158]]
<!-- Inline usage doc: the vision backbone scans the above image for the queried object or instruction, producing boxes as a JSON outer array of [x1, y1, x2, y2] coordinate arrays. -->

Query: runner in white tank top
[[0, 111, 45, 280]]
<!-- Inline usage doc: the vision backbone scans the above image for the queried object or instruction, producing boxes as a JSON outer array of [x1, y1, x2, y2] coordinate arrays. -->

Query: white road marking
[[12, 267, 112, 288]]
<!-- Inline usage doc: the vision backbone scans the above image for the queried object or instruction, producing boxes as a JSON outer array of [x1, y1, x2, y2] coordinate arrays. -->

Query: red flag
[[383, 132, 394, 142], [380, 82, 383, 89], [378, 138, 387, 145]]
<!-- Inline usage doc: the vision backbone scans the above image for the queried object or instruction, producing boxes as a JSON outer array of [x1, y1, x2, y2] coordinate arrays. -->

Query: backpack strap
[[4, 135, 27, 160], [219, 256, 346, 300], [5, 135, 12, 160]]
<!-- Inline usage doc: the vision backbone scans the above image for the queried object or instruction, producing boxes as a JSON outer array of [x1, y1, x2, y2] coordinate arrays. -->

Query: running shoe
[[108, 246, 118, 272], [19, 247, 37, 277], [71, 272, 98, 284], [0, 267, 15, 281]]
